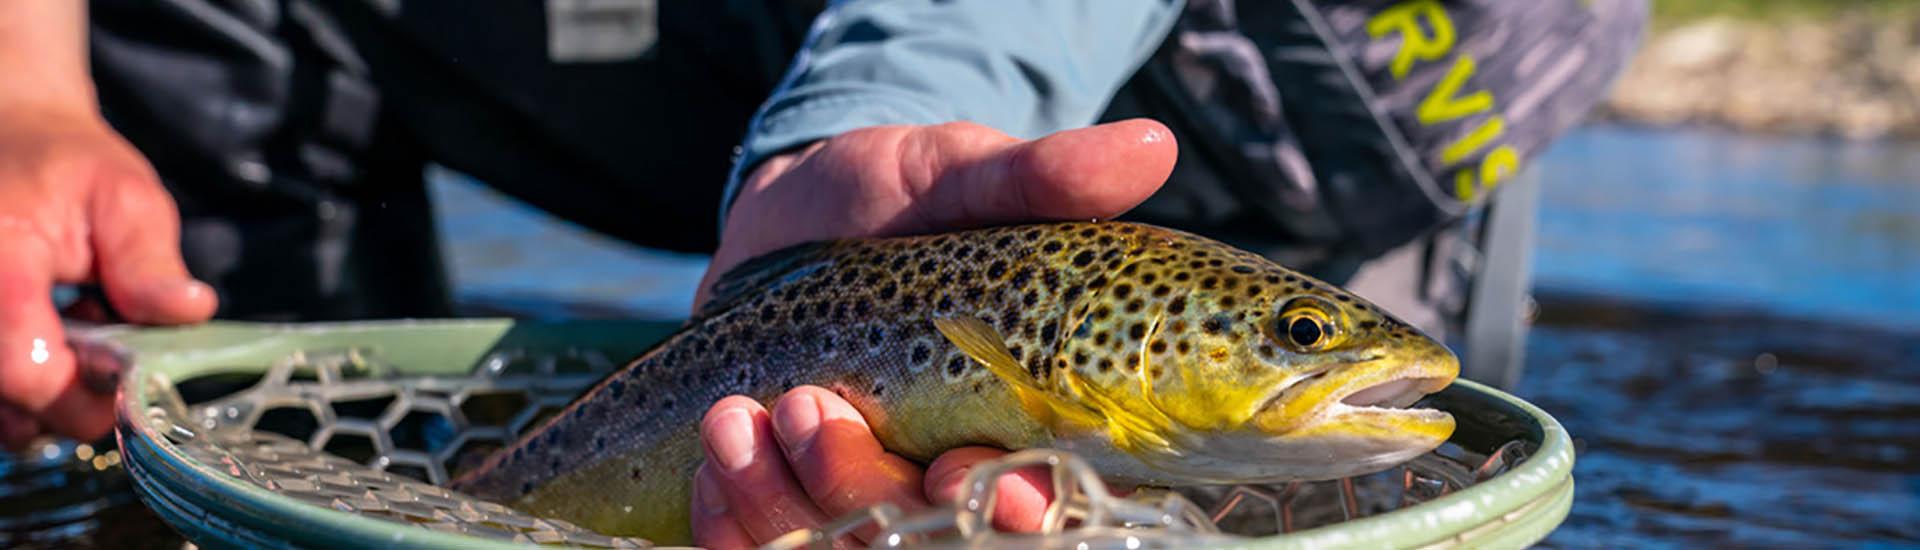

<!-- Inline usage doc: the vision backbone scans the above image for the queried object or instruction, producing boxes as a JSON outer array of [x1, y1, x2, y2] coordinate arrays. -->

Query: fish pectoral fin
[[931, 317, 1105, 430]]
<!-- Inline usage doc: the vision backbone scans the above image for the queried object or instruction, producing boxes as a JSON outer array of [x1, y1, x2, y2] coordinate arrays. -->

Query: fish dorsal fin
[[931, 317, 1105, 431], [694, 241, 834, 320]]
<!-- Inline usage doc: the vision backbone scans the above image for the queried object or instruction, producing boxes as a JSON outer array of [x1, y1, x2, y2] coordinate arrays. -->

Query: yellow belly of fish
[[510, 373, 1051, 545]]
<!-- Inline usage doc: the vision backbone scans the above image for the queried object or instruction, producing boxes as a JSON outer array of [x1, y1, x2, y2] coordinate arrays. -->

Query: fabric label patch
[[546, 0, 656, 63]]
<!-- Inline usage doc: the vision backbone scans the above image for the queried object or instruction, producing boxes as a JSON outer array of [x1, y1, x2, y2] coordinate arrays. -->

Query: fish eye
[[1273, 298, 1339, 352]]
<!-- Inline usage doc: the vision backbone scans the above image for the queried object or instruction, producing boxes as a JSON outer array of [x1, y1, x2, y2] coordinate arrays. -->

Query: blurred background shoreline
[[1600, 0, 1920, 140]]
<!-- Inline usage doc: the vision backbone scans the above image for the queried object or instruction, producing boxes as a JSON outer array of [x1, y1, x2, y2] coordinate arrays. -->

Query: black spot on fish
[[1093, 305, 1112, 320], [1128, 323, 1146, 341], [1201, 277, 1218, 290], [1174, 272, 1191, 282], [1358, 321, 1379, 330], [956, 245, 974, 259], [936, 294, 955, 312], [1194, 250, 1210, 258], [946, 355, 969, 377], [996, 235, 1016, 249], [1080, 228, 1097, 238], [1098, 235, 1114, 247], [1094, 332, 1110, 346], [1153, 285, 1171, 297], [1042, 241, 1063, 254], [1231, 265, 1255, 274], [911, 344, 932, 364], [523, 482, 533, 494], [1088, 275, 1108, 290], [594, 436, 607, 452], [987, 261, 1009, 279], [1125, 299, 1144, 314], [1041, 323, 1059, 345], [1168, 296, 1188, 315], [1220, 297, 1237, 309], [1284, 274, 1299, 283], [1258, 344, 1276, 358], [1062, 285, 1084, 303], [1121, 264, 1139, 276], [608, 378, 625, 399], [1247, 285, 1263, 298], [854, 301, 872, 316], [1150, 341, 1168, 354], [759, 304, 777, 322], [1023, 291, 1039, 308], [965, 286, 985, 302], [1177, 341, 1192, 354], [937, 271, 955, 285], [1074, 351, 1089, 366], [1098, 358, 1114, 373], [1113, 284, 1132, 299], [880, 283, 899, 300], [1071, 251, 1095, 267], [872, 383, 885, 396], [1334, 294, 1351, 302], [919, 259, 938, 274], [1010, 267, 1034, 289], [1120, 226, 1136, 234], [1203, 315, 1229, 334]]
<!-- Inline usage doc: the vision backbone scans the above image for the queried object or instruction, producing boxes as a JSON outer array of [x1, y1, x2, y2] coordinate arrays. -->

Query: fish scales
[[449, 221, 1459, 545]]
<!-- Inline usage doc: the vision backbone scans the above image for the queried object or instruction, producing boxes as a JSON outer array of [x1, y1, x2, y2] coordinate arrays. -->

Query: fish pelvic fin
[[931, 317, 1106, 433]]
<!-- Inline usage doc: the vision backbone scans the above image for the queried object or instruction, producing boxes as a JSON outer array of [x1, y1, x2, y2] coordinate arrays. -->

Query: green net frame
[[90, 319, 1573, 549]]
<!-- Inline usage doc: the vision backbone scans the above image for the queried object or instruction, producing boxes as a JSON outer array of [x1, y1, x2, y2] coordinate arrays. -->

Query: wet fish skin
[[449, 221, 1458, 544]]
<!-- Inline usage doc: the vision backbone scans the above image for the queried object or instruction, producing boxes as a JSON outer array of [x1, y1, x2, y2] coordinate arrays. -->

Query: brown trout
[[449, 221, 1458, 544]]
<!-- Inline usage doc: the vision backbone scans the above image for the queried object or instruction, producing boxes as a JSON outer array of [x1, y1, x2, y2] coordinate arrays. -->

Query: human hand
[[694, 119, 1178, 309], [692, 386, 1073, 549], [0, 106, 218, 449]]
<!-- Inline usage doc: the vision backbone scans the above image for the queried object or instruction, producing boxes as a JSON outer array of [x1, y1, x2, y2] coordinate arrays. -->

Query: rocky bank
[[1597, 15, 1920, 140]]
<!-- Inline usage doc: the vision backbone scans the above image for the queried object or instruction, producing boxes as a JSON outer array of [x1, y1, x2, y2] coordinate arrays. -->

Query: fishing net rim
[[97, 319, 1574, 549]]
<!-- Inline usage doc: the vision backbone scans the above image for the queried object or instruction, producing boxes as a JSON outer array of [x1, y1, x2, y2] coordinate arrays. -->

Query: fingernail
[[772, 393, 820, 457], [933, 465, 975, 501], [706, 408, 757, 473], [694, 466, 729, 517]]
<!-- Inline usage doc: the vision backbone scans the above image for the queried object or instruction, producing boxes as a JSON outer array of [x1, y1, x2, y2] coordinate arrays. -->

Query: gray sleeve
[[717, 0, 1186, 233]]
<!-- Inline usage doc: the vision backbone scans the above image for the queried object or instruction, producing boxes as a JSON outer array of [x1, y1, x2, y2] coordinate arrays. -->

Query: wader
[[86, 0, 1639, 388]]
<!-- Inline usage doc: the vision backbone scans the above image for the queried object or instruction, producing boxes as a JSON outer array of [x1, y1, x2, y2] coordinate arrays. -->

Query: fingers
[[690, 464, 757, 550], [87, 172, 216, 325], [924, 446, 1057, 533], [697, 396, 848, 547], [0, 236, 112, 441], [769, 386, 929, 540], [913, 118, 1178, 228]]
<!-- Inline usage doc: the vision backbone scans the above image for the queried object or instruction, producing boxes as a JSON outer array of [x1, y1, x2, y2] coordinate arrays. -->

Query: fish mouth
[[1252, 356, 1458, 433]]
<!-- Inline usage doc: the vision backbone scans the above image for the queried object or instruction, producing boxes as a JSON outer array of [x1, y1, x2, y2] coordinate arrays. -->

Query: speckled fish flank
[[449, 221, 1459, 544]]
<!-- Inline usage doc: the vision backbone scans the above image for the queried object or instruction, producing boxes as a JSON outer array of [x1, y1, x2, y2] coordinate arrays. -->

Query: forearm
[[720, 0, 1184, 230], [0, 0, 96, 115]]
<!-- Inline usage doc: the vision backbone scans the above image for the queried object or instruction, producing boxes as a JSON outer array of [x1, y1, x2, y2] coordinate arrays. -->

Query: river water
[[3, 124, 1916, 547]]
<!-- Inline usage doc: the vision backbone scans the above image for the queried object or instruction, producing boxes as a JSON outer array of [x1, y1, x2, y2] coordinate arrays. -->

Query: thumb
[[89, 173, 217, 325], [913, 118, 1177, 229]]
